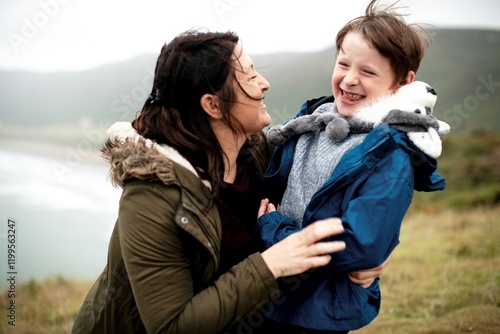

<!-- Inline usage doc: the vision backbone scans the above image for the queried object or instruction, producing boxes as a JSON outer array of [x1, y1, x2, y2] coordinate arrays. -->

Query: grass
[[352, 205, 500, 334], [0, 277, 91, 334], [411, 130, 500, 210], [0, 206, 498, 333]]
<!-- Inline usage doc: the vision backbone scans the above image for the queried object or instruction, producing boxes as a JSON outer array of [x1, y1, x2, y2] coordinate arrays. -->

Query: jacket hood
[[390, 127, 445, 192], [101, 122, 211, 189]]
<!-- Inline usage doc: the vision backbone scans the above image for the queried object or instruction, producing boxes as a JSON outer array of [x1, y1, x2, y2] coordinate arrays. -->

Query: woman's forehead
[[232, 44, 254, 74]]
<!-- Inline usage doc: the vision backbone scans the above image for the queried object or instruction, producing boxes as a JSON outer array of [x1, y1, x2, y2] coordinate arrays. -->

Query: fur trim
[[102, 122, 211, 189], [101, 138, 176, 188]]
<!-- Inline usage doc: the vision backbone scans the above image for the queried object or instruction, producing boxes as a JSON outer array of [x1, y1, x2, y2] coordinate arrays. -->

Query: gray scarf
[[279, 102, 367, 226]]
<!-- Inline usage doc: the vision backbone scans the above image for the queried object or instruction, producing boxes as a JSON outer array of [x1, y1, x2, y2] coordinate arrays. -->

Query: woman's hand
[[258, 198, 276, 218], [261, 218, 346, 278], [348, 247, 396, 287]]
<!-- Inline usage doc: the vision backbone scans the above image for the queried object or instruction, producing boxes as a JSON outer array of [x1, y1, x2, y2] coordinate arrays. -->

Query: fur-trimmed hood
[[101, 122, 211, 189]]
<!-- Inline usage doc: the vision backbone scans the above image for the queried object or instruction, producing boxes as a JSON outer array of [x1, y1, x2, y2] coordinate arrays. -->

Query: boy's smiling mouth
[[341, 89, 365, 102]]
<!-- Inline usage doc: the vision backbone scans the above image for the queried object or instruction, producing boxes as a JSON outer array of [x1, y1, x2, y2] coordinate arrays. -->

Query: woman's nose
[[259, 73, 270, 91]]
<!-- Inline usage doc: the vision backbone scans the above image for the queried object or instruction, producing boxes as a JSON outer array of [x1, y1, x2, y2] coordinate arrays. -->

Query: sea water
[[0, 149, 121, 288]]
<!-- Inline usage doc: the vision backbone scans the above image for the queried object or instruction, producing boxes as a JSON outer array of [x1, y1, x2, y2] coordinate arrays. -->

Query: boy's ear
[[200, 94, 223, 119], [405, 71, 416, 84], [394, 71, 416, 93]]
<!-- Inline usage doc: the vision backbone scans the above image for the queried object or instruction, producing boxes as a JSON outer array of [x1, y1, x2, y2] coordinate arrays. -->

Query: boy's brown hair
[[335, 0, 432, 86]]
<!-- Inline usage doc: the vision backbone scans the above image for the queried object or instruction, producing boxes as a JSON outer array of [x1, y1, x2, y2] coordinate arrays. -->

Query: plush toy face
[[394, 81, 437, 116], [391, 81, 450, 136], [347, 80, 450, 158]]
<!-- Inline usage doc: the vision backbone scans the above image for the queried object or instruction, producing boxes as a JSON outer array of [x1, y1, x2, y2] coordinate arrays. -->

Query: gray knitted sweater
[[279, 102, 367, 226]]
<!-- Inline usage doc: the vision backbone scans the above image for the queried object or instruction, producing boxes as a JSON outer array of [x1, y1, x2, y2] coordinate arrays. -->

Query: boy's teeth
[[345, 92, 362, 99]]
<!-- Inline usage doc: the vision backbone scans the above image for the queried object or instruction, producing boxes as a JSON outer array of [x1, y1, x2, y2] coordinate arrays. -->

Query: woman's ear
[[200, 94, 223, 119]]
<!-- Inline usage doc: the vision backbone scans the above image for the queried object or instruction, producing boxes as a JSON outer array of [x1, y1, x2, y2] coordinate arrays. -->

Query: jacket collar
[[102, 122, 211, 189]]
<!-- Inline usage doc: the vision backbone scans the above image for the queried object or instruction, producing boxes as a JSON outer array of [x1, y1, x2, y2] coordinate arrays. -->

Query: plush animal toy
[[267, 81, 450, 158]]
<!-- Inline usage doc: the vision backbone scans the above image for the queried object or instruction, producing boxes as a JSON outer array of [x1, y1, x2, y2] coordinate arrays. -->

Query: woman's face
[[332, 31, 400, 117], [231, 45, 271, 136]]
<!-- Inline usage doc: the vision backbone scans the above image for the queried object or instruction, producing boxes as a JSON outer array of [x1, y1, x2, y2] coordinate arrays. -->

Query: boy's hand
[[258, 198, 276, 218], [348, 247, 396, 287]]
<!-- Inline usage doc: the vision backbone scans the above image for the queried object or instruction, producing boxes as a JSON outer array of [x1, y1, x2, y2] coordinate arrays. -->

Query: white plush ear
[[408, 128, 442, 159]]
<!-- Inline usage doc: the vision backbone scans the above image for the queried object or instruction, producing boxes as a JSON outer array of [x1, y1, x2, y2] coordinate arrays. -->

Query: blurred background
[[0, 0, 499, 332]]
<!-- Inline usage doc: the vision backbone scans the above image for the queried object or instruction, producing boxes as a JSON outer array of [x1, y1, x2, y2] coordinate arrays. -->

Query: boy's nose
[[344, 71, 359, 86]]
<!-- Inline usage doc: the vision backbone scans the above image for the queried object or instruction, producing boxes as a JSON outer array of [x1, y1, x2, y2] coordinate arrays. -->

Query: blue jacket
[[257, 96, 445, 331]]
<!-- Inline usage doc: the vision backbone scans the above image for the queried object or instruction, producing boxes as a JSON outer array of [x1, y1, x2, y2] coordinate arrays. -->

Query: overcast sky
[[1, 0, 499, 72]]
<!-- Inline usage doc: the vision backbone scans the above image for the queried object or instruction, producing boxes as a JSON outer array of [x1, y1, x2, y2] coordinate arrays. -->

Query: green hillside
[[418, 29, 500, 132], [412, 130, 500, 209], [0, 28, 498, 135]]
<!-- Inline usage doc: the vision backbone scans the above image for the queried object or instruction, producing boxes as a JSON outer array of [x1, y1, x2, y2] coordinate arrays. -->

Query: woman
[[71, 30, 350, 334]]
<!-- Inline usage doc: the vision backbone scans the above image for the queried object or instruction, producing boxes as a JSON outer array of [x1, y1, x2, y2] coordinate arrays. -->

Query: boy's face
[[332, 31, 400, 117]]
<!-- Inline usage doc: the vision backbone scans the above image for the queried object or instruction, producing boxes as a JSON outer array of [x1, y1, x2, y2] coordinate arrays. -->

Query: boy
[[256, 0, 446, 332]]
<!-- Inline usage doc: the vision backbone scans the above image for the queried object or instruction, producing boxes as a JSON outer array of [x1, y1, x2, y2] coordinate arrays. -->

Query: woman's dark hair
[[132, 30, 260, 195]]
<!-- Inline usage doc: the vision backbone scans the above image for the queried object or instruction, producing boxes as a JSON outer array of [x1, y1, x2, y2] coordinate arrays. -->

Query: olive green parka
[[71, 122, 280, 334]]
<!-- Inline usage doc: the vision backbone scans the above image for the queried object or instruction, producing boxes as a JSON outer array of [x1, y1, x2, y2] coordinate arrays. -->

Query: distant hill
[[0, 53, 158, 127], [0, 28, 499, 133], [417, 29, 500, 132]]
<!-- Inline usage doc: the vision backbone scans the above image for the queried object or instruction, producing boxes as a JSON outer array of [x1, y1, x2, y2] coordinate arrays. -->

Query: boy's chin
[[337, 105, 360, 117]]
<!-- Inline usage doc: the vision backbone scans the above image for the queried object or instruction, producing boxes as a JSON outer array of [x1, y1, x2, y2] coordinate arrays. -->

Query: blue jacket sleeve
[[326, 157, 414, 272], [256, 212, 300, 249]]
